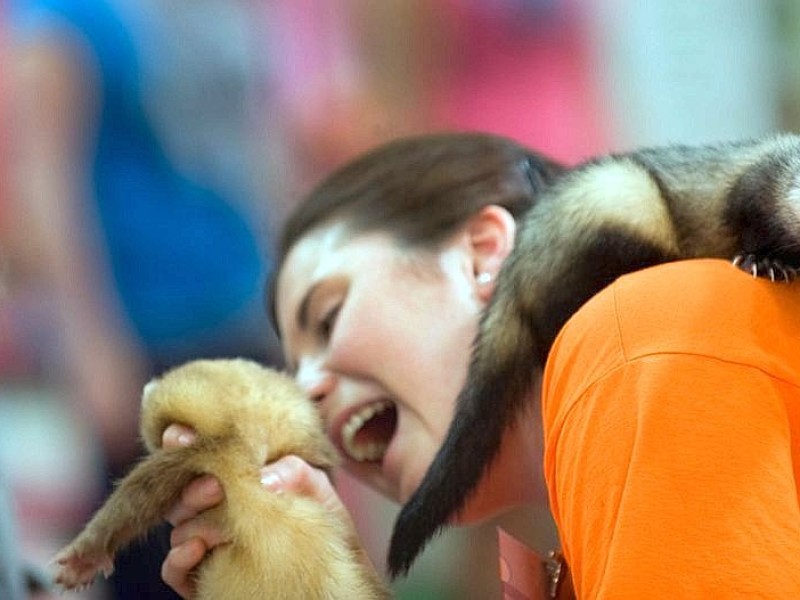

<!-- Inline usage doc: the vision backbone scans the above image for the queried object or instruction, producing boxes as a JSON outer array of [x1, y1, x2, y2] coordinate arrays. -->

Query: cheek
[[329, 303, 419, 374], [335, 292, 474, 417]]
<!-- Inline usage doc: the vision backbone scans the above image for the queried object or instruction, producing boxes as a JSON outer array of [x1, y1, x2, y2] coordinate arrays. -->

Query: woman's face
[[275, 222, 484, 504]]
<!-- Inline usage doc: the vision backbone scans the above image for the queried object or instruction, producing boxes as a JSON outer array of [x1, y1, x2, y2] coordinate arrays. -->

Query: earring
[[476, 272, 493, 286]]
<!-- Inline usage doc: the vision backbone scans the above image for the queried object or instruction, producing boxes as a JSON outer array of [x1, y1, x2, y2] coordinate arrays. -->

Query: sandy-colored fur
[[53, 358, 391, 599], [555, 159, 680, 254]]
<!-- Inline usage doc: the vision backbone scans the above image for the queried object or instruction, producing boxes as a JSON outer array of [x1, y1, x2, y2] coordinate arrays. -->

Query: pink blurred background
[[2, 1, 798, 598]]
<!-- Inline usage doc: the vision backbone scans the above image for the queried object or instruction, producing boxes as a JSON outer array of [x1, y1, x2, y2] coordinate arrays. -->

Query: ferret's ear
[[140, 379, 163, 452], [142, 380, 158, 403]]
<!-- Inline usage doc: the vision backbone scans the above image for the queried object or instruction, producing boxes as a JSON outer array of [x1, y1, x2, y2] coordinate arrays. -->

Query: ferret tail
[[387, 308, 537, 578], [69, 439, 224, 559]]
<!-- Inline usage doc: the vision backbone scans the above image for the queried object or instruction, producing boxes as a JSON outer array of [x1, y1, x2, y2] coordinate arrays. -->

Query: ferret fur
[[388, 135, 800, 576], [53, 358, 390, 599]]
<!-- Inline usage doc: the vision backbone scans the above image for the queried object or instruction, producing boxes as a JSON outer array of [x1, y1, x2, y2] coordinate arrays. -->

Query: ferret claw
[[732, 254, 798, 283]]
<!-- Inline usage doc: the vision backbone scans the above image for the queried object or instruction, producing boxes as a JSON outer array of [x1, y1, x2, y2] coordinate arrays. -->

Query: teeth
[[341, 400, 392, 462]]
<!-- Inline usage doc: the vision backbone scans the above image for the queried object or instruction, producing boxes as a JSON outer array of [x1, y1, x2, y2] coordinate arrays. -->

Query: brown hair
[[269, 132, 565, 322]]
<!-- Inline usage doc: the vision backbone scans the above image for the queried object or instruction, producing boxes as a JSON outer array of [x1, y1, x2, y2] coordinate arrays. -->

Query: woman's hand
[[162, 472, 226, 598], [159, 424, 359, 599], [160, 424, 220, 598]]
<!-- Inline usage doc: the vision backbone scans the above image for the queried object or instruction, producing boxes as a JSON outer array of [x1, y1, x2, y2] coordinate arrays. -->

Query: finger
[[260, 455, 347, 518], [170, 517, 229, 549], [162, 538, 206, 599], [260, 455, 327, 495], [162, 424, 196, 449], [165, 475, 224, 526], [261, 456, 379, 578]]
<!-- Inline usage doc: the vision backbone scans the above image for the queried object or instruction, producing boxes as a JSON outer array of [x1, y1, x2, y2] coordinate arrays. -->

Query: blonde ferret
[[53, 358, 391, 599]]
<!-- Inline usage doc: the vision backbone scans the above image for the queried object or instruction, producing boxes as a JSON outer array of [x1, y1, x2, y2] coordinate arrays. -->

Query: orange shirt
[[542, 259, 800, 598]]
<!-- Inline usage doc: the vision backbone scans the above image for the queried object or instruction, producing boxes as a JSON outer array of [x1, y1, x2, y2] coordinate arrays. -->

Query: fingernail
[[177, 432, 194, 446], [260, 469, 283, 493]]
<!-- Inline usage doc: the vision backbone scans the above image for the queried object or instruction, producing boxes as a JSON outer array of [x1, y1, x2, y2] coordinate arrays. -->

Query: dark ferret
[[53, 358, 391, 599], [388, 135, 800, 576]]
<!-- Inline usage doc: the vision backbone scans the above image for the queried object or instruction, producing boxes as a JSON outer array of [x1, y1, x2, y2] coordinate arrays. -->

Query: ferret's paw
[[732, 254, 798, 282], [52, 545, 114, 591]]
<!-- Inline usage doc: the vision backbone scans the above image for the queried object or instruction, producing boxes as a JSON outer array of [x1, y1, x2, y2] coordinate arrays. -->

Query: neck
[[454, 384, 549, 526]]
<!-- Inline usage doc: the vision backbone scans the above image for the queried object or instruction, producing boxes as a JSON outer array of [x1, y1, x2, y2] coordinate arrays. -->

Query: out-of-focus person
[[8, 0, 284, 597]]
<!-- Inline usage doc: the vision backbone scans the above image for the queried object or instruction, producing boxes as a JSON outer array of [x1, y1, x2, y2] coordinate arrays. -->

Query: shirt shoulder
[[543, 258, 800, 430]]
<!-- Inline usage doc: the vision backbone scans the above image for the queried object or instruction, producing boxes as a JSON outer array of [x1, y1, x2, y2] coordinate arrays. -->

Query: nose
[[295, 355, 336, 404]]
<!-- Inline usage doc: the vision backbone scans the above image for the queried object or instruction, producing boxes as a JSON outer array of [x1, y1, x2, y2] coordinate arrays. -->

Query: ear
[[465, 205, 516, 302], [139, 379, 163, 452]]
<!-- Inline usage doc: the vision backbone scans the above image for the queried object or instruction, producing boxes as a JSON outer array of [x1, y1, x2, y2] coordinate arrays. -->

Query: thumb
[[260, 455, 349, 519]]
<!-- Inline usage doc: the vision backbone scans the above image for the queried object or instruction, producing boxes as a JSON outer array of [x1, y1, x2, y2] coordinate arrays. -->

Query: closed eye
[[317, 304, 341, 341]]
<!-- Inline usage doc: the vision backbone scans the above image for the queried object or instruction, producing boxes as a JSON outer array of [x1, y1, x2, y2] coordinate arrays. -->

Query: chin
[[339, 460, 398, 504]]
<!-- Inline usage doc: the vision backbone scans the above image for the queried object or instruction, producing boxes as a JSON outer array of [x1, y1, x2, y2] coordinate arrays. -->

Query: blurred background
[[1, 0, 798, 598]]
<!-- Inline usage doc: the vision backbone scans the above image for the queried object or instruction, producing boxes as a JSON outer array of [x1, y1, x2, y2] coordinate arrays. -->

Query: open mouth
[[339, 400, 398, 462]]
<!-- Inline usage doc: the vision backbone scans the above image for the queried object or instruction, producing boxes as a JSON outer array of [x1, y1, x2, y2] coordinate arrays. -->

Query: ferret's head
[[139, 359, 338, 470], [240, 362, 339, 471]]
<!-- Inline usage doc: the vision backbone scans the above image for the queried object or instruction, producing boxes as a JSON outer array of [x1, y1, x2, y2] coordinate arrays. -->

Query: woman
[[161, 133, 800, 598]]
